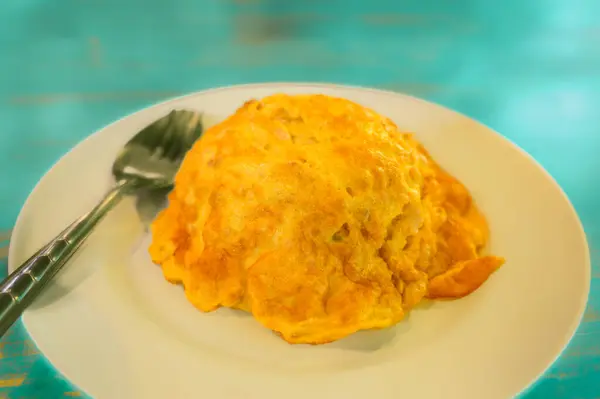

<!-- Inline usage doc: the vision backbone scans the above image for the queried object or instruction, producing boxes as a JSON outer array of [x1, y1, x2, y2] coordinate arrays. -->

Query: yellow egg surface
[[149, 94, 504, 344]]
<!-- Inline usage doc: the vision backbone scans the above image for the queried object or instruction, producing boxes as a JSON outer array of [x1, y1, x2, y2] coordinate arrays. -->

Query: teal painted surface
[[1, 0, 599, 397]]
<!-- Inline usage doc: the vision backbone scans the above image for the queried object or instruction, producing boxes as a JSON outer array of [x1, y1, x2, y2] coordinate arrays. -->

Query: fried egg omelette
[[149, 94, 505, 344]]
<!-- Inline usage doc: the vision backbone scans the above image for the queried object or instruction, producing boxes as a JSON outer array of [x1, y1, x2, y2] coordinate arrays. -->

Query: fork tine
[[133, 111, 172, 149], [112, 109, 204, 186], [166, 111, 203, 160], [162, 112, 189, 160], [160, 127, 178, 159], [164, 135, 182, 160], [183, 113, 203, 145], [158, 112, 184, 159]]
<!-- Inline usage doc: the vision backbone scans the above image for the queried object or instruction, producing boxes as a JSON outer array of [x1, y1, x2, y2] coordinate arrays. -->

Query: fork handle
[[0, 180, 134, 337]]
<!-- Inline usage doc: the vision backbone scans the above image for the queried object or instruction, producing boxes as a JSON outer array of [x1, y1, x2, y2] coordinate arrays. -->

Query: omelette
[[149, 94, 505, 344]]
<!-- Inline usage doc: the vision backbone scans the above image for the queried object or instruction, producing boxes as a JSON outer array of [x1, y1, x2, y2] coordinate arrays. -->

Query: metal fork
[[0, 110, 203, 337]]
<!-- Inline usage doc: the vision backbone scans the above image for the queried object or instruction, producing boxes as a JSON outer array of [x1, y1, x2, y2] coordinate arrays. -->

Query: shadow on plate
[[324, 323, 403, 352], [30, 188, 170, 310], [311, 300, 435, 352], [28, 111, 222, 310], [218, 304, 412, 352]]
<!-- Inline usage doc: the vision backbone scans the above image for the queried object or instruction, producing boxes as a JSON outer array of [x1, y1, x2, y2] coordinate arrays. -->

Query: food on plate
[[149, 94, 505, 344]]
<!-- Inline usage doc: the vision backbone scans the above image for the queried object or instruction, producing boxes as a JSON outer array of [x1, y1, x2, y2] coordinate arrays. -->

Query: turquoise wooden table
[[1, 0, 599, 397]]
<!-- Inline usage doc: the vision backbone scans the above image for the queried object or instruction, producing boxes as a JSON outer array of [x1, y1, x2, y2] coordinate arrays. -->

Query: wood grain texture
[[1, 0, 599, 397]]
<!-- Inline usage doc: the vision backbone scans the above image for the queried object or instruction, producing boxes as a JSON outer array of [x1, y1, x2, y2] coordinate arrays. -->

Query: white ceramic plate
[[9, 83, 590, 399]]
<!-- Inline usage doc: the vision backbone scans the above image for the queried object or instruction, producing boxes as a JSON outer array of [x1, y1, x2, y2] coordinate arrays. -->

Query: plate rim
[[8, 82, 592, 398]]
